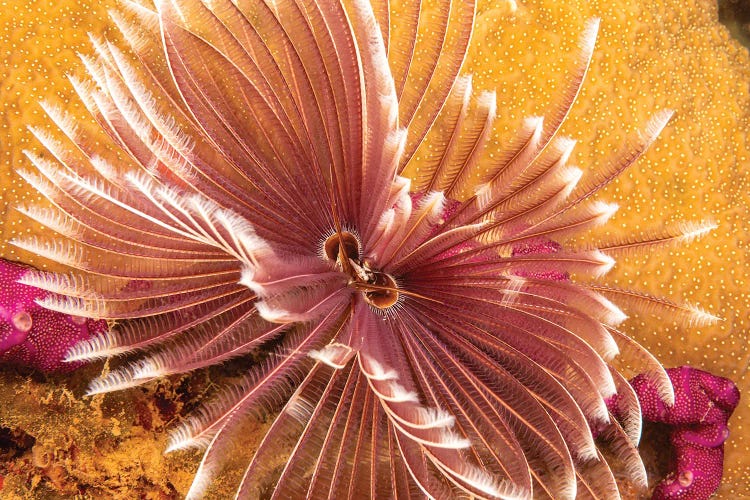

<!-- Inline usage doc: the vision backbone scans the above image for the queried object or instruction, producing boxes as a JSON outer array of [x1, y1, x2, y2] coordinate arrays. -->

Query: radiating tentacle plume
[[14, 0, 719, 497]]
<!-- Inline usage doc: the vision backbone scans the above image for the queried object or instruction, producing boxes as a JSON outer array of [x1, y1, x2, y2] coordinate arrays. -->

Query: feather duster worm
[[14, 0, 719, 497]]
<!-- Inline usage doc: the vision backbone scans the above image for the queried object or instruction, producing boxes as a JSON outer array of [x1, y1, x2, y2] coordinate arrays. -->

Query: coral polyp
[[12, 0, 727, 497]]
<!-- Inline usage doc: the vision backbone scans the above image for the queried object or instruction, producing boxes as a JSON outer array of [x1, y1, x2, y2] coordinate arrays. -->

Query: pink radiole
[[0, 259, 106, 372], [7, 0, 739, 497], [518, 242, 740, 500]]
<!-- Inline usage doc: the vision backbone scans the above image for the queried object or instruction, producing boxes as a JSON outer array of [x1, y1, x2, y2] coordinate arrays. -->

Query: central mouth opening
[[324, 231, 399, 309]]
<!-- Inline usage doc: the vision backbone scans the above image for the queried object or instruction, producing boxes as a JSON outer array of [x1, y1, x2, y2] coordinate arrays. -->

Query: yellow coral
[[0, 0, 748, 497], [0, 0, 118, 268]]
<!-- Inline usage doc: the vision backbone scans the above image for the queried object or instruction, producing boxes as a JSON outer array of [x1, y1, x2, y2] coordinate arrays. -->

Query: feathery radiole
[[14, 0, 717, 498]]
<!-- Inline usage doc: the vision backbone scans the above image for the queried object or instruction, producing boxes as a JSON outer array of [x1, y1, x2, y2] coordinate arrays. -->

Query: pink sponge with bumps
[[0, 259, 107, 372], [631, 366, 740, 500]]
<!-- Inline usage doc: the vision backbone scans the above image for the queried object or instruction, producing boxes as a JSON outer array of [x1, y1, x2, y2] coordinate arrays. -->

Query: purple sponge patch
[[631, 366, 740, 500], [0, 259, 107, 373]]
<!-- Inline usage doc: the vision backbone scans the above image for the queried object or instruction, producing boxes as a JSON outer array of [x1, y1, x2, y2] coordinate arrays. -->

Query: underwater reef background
[[0, 0, 748, 498]]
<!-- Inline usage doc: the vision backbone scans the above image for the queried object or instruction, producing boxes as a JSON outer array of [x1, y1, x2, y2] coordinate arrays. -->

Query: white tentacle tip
[[308, 343, 356, 369], [685, 305, 722, 327]]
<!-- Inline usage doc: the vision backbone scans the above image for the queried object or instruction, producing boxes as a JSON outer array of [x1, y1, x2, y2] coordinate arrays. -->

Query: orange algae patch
[[0, 0, 748, 498], [0, 365, 200, 498]]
